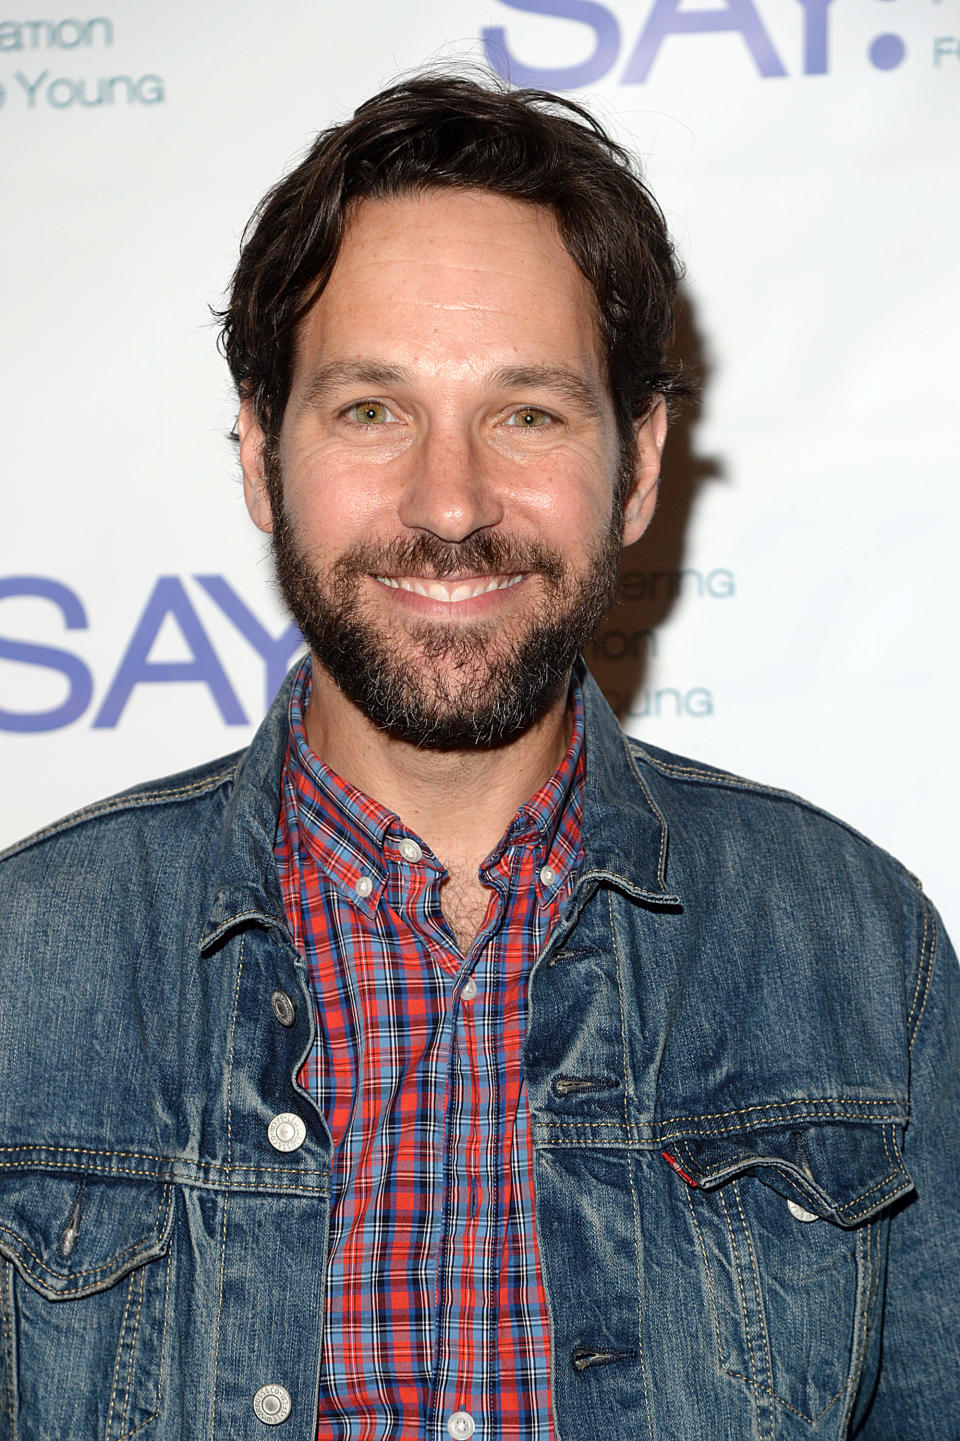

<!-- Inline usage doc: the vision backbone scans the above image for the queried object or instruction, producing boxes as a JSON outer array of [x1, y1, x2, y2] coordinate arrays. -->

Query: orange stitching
[[0, 1185, 168, 1283], [909, 901, 937, 1053], [732, 1180, 775, 1441], [907, 900, 930, 1034], [0, 766, 238, 861], [609, 895, 654, 1441], [683, 1187, 726, 1366]]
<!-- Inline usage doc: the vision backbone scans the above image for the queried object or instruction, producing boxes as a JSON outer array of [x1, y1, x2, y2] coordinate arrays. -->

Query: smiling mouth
[[374, 574, 526, 603]]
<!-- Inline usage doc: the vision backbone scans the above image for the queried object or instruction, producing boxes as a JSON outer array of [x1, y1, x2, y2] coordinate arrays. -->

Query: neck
[[303, 661, 573, 873]]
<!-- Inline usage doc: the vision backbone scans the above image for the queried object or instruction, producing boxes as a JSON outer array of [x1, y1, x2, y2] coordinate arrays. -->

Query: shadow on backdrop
[[587, 285, 726, 723]]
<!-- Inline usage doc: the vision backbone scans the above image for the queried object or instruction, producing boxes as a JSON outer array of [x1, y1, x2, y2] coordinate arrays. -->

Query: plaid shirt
[[274, 658, 585, 1441]]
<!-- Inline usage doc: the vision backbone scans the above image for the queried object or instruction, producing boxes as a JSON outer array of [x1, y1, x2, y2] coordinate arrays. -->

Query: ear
[[620, 396, 667, 548], [238, 397, 275, 535]]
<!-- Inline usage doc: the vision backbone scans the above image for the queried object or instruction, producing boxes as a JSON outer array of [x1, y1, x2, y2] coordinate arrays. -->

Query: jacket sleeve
[[856, 891, 960, 1435]]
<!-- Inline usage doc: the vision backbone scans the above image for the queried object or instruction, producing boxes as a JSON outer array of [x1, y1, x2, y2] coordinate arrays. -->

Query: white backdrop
[[2, 1, 957, 938]]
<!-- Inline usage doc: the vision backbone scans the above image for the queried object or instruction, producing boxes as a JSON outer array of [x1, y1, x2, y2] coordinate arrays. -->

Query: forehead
[[291, 188, 605, 383]]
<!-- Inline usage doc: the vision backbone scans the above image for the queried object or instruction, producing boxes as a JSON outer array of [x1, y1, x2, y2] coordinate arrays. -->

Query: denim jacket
[[0, 664, 957, 1441]]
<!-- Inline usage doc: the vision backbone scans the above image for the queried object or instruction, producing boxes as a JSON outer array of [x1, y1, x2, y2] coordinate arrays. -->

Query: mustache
[[333, 532, 566, 583]]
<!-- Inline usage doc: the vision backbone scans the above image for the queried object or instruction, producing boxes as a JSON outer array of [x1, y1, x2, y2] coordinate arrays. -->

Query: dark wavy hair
[[217, 71, 689, 448]]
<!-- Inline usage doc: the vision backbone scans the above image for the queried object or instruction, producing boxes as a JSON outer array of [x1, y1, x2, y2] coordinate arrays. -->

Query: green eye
[[351, 401, 391, 424], [509, 407, 550, 428]]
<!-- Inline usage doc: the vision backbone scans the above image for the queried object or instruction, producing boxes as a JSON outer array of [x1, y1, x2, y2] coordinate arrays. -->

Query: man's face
[[241, 189, 664, 748]]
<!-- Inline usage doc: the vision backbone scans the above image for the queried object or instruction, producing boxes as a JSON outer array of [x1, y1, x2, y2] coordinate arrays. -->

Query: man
[[0, 73, 956, 1441]]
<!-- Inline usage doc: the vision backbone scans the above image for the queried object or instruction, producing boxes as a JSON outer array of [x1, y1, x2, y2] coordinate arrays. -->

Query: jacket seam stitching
[[721, 1368, 843, 1425], [533, 1109, 905, 1135], [608, 892, 654, 1441], [0, 765, 240, 861], [683, 1187, 727, 1369], [719, 1187, 763, 1413], [732, 1179, 775, 1441], [620, 738, 670, 893], [907, 896, 937, 1053], [119, 1264, 147, 1437], [116, 1243, 171, 1441], [210, 931, 243, 1441], [104, 1262, 136, 1440], [0, 1183, 168, 1282], [0, 1146, 326, 1179], [906, 897, 930, 1036], [0, 1260, 17, 1440], [625, 738, 926, 870]]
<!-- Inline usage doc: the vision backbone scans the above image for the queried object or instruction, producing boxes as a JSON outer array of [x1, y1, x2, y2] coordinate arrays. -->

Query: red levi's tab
[[662, 1151, 698, 1187]]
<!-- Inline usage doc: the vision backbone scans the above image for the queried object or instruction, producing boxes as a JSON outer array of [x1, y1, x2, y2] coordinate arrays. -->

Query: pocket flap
[[673, 1120, 913, 1226], [0, 1172, 174, 1298]]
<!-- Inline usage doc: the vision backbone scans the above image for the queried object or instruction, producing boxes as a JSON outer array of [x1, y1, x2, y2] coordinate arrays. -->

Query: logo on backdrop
[[0, 569, 734, 732], [0, 576, 301, 733], [0, 17, 164, 111], [482, 0, 954, 88]]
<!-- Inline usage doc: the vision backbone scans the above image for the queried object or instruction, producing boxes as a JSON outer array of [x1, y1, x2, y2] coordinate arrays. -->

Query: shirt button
[[270, 989, 296, 1027], [787, 1199, 819, 1223], [253, 1384, 291, 1424], [267, 1113, 306, 1153], [462, 976, 478, 1002], [539, 865, 557, 887], [398, 838, 423, 863], [447, 1412, 476, 1439], [355, 875, 373, 898]]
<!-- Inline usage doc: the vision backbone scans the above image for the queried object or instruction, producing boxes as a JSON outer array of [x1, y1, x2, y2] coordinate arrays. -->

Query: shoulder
[[625, 733, 922, 900], [0, 749, 245, 874]]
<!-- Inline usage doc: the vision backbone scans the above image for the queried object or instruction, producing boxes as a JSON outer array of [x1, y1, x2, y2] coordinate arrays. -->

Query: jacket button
[[447, 1412, 476, 1439], [270, 989, 296, 1027], [787, 1199, 819, 1223], [253, 1384, 291, 1424], [267, 1113, 306, 1153]]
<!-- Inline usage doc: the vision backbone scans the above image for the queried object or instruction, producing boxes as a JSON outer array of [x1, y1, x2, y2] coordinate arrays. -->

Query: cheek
[[278, 444, 398, 540], [512, 467, 616, 553]]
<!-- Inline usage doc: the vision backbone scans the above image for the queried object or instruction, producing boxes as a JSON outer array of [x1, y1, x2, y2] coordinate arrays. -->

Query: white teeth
[[375, 574, 524, 602]]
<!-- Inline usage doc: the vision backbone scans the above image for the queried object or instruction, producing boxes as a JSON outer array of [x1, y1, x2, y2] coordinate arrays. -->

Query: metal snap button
[[253, 1383, 291, 1424], [787, 1199, 818, 1223], [447, 1411, 476, 1439], [398, 838, 423, 863], [462, 977, 478, 1002], [267, 1112, 306, 1153], [270, 989, 296, 1027], [539, 865, 556, 886]]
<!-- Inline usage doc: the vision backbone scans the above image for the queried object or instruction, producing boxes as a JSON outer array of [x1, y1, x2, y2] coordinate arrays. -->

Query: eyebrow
[[488, 365, 604, 418], [298, 359, 604, 418], [300, 361, 415, 410]]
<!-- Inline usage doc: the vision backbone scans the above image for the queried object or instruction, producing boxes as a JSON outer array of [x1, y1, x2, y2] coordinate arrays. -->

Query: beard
[[267, 456, 622, 750]]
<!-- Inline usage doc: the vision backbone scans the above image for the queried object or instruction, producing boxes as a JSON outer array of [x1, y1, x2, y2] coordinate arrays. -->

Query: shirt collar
[[282, 656, 585, 893], [199, 656, 678, 954]]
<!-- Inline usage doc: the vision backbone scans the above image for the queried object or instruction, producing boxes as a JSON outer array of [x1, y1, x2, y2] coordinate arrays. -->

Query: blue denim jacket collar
[[198, 658, 680, 955]]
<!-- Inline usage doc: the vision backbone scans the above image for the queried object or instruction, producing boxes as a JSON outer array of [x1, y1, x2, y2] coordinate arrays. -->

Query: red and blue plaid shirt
[[275, 658, 585, 1441]]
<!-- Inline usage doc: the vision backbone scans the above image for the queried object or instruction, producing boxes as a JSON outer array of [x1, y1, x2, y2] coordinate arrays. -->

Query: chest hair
[[440, 867, 492, 955]]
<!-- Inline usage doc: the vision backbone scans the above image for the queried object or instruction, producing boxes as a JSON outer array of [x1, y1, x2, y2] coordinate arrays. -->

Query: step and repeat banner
[[2, 1, 957, 934]]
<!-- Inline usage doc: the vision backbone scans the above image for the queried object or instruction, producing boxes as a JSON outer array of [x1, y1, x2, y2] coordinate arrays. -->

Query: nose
[[397, 425, 504, 542]]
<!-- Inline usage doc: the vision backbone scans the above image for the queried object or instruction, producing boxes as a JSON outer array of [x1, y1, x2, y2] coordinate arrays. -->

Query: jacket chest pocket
[[0, 1171, 174, 1441], [675, 1119, 911, 1434]]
